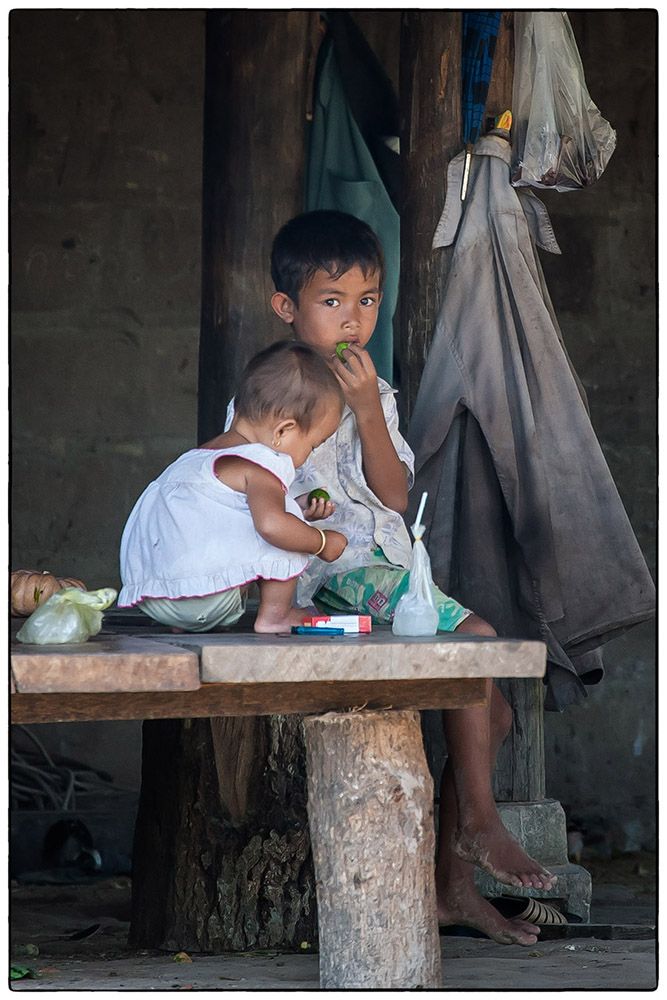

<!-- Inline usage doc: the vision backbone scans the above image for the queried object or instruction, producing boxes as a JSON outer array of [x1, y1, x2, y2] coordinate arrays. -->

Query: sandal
[[490, 895, 568, 925]]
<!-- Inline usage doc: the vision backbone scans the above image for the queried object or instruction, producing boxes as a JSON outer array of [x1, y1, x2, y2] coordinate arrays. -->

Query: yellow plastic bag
[[16, 587, 117, 645]]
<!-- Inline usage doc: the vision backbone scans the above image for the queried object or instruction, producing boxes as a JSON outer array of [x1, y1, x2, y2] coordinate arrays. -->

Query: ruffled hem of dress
[[118, 559, 309, 607]]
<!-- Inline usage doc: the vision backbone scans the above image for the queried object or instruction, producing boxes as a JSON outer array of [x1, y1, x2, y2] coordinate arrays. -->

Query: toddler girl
[[118, 340, 347, 633]]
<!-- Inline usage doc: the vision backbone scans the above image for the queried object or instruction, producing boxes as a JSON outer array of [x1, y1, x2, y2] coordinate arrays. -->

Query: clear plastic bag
[[392, 493, 439, 637], [511, 12, 616, 192], [16, 587, 117, 645]]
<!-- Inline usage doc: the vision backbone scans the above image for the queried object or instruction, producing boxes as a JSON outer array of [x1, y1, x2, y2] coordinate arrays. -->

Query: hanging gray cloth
[[407, 134, 655, 711]]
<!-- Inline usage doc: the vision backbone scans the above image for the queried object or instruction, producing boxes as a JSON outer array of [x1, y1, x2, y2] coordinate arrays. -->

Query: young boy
[[228, 210, 555, 945]]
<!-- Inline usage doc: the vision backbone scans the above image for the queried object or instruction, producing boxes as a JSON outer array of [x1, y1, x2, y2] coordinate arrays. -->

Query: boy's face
[[271, 265, 382, 360]]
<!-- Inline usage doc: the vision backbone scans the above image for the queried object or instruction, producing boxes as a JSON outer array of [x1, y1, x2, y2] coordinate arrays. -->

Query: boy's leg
[[317, 565, 555, 941], [254, 577, 309, 633], [436, 680, 541, 945], [435, 612, 555, 944], [441, 613, 555, 890]]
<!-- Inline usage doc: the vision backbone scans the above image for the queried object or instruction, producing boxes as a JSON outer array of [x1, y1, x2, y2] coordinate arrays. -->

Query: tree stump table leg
[[303, 709, 442, 989]]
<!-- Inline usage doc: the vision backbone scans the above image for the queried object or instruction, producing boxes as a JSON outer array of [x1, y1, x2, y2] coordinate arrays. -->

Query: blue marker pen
[[291, 625, 345, 636]]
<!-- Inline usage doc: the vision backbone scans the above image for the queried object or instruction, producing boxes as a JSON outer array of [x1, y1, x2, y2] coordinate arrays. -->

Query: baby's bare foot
[[253, 607, 308, 634], [453, 821, 557, 891], [438, 884, 540, 946]]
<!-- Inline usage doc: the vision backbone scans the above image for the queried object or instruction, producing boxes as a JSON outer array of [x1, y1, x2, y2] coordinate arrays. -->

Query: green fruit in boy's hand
[[335, 341, 350, 359], [308, 488, 330, 504]]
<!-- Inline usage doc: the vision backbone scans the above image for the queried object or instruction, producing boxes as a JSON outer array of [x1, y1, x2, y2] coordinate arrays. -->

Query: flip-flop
[[490, 895, 568, 925]]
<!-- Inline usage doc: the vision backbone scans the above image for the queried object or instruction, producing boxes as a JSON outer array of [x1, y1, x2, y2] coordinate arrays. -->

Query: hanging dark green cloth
[[306, 14, 399, 384]]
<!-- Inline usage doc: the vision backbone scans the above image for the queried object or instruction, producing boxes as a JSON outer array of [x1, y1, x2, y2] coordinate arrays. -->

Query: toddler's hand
[[303, 497, 336, 521], [333, 344, 381, 416], [319, 530, 348, 562]]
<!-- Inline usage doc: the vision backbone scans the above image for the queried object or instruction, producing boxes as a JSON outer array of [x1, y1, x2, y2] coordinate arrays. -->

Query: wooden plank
[[10, 635, 200, 694], [147, 631, 546, 684], [11, 677, 488, 724]]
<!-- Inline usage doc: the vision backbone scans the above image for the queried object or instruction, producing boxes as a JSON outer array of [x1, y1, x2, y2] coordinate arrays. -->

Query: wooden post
[[473, 14, 547, 807], [131, 10, 319, 952], [399, 12, 545, 807], [484, 12, 514, 125], [398, 11, 461, 422], [304, 710, 442, 990], [130, 714, 317, 952], [198, 9, 315, 442], [493, 678, 546, 802]]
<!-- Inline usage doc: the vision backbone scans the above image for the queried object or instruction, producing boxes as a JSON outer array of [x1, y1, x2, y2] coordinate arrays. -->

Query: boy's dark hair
[[271, 210, 385, 303], [235, 340, 343, 431]]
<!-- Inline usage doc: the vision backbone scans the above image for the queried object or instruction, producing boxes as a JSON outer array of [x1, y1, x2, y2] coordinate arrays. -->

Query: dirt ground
[[9, 853, 657, 991]]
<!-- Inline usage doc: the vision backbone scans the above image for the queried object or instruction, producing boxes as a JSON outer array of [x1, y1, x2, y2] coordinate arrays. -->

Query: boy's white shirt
[[224, 377, 414, 605]]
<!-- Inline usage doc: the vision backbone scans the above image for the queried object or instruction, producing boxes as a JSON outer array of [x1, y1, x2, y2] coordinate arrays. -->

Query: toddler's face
[[280, 399, 342, 468], [283, 266, 382, 361]]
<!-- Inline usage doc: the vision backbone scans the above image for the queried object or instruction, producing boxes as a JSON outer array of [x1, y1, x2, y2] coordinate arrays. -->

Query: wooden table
[[11, 623, 546, 988]]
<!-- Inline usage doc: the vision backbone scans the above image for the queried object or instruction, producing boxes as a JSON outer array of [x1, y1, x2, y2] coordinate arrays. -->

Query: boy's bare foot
[[253, 606, 308, 633], [438, 884, 540, 946], [453, 820, 557, 890]]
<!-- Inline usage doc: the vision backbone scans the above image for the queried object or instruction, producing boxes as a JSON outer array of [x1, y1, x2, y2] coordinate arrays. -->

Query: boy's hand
[[297, 494, 336, 521], [319, 530, 348, 562], [333, 344, 382, 417]]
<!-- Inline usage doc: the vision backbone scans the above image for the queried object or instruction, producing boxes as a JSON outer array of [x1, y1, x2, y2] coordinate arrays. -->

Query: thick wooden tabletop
[[146, 629, 545, 683], [10, 620, 546, 724], [10, 634, 200, 694]]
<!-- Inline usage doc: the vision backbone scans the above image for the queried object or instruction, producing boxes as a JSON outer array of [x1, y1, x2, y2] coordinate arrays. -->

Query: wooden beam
[[11, 677, 487, 724]]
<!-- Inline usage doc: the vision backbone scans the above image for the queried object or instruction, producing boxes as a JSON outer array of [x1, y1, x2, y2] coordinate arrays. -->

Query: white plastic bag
[[16, 587, 117, 645], [392, 493, 439, 636], [511, 12, 616, 191]]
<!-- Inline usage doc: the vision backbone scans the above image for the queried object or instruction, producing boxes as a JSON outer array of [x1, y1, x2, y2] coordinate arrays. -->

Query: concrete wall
[[538, 10, 656, 853], [9, 11, 655, 851], [10, 9, 206, 798], [10, 10, 205, 588]]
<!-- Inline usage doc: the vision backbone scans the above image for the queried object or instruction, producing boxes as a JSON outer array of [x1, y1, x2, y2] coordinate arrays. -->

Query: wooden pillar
[[475, 14, 546, 806], [304, 710, 442, 990], [398, 11, 461, 422], [493, 678, 546, 802], [484, 12, 515, 124], [198, 9, 318, 442], [399, 12, 543, 806], [130, 714, 318, 952], [131, 11, 320, 952]]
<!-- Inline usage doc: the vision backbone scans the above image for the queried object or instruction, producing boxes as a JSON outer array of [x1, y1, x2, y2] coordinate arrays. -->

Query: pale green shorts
[[315, 550, 472, 632], [138, 589, 246, 632]]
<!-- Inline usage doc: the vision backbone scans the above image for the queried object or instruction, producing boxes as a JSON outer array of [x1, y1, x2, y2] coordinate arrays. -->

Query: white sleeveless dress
[[118, 443, 309, 607]]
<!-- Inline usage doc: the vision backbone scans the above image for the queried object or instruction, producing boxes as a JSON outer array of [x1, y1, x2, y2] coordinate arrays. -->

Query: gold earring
[[272, 436, 280, 449]]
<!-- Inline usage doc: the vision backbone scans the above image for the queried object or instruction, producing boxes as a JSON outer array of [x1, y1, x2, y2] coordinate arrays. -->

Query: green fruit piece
[[335, 341, 350, 359], [308, 488, 330, 504]]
